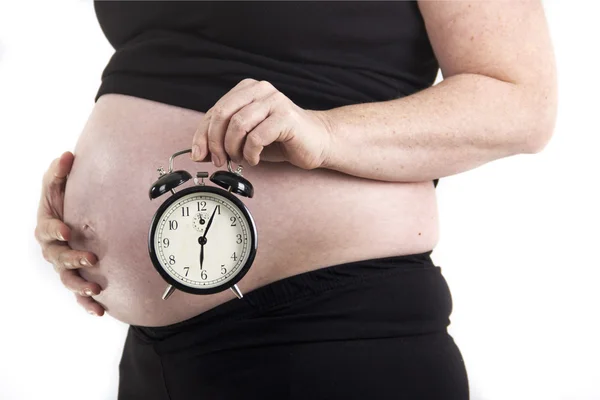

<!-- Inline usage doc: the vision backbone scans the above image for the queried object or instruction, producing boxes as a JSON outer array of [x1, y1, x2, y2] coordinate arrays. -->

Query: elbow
[[521, 83, 558, 154], [523, 114, 556, 154]]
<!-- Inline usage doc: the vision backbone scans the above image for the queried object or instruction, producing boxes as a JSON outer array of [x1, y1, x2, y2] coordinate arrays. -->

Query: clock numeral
[[184, 266, 189, 277], [169, 255, 176, 265], [230, 216, 237, 226], [231, 252, 237, 261], [169, 220, 178, 230], [201, 270, 207, 280], [198, 201, 207, 212], [221, 264, 227, 275], [215, 205, 221, 215], [181, 207, 190, 217], [236, 234, 242, 244], [163, 238, 170, 248]]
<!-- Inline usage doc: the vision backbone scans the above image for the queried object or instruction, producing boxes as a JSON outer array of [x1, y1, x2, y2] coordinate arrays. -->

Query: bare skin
[[56, 93, 439, 326], [34, 1, 556, 326]]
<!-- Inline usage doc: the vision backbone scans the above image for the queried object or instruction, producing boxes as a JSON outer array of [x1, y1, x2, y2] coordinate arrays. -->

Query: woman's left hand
[[190, 78, 333, 170]]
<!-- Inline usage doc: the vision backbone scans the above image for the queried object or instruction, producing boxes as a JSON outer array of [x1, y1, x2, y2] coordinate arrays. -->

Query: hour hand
[[200, 243, 204, 270]]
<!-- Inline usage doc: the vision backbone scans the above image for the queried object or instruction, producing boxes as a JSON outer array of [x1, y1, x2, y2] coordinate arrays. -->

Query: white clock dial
[[153, 192, 251, 289]]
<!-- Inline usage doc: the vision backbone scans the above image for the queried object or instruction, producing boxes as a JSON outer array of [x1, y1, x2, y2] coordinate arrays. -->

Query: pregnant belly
[[63, 94, 439, 327]]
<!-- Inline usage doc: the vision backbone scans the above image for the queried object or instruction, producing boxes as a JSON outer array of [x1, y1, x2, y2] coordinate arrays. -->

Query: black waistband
[[131, 251, 453, 354]]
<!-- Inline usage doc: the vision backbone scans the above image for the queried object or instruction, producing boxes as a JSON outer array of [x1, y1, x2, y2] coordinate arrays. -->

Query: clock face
[[149, 188, 256, 292]]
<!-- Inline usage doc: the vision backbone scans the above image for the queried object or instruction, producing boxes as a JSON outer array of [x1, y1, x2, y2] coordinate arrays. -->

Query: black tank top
[[94, 1, 439, 187]]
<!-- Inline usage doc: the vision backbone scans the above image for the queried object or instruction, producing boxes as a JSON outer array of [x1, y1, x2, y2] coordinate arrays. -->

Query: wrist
[[314, 109, 341, 170]]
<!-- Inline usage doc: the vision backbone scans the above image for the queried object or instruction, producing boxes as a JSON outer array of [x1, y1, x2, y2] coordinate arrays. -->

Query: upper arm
[[417, 0, 556, 87]]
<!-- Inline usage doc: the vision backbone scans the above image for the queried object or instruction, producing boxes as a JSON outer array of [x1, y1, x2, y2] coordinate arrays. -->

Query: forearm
[[321, 73, 557, 182]]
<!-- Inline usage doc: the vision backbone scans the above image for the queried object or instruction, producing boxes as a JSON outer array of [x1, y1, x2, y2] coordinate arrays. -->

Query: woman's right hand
[[34, 151, 105, 316]]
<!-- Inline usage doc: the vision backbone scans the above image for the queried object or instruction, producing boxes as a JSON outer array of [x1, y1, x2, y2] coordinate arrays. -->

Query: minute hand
[[203, 206, 219, 238]]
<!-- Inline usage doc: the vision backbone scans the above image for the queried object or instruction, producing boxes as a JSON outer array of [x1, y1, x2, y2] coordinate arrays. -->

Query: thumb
[[191, 117, 210, 162]]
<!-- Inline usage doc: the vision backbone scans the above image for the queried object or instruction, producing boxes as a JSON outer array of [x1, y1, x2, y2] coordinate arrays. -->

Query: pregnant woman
[[34, 2, 556, 399]]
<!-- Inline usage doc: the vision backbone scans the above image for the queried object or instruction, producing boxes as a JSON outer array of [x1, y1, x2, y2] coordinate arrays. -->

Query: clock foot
[[162, 284, 176, 300], [230, 284, 244, 299]]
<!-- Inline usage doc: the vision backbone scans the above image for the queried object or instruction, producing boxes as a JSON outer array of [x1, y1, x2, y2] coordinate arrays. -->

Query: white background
[[0, 1, 598, 399]]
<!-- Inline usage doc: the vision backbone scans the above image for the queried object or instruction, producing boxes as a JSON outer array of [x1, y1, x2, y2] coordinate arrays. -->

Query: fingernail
[[84, 288, 94, 296], [57, 232, 65, 241], [191, 145, 201, 160], [87, 310, 98, 317], [212, 155, 221, 167], [81, 258, 90, 266]]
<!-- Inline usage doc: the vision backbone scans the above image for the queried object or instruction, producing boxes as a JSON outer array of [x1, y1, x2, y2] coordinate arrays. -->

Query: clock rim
[[148, 185, 258, 295]]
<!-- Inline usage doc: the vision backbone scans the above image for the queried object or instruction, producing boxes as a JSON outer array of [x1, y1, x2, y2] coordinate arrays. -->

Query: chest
[[94, 1, 428, 58]]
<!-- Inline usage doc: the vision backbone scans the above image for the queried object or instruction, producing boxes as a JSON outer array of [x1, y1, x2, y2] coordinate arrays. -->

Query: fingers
[[191, 79, 278, 166], [224, 100, 272, 163], [60, 269, 102, 297], [34, 218, 70, 244], [191, 116, 211, 163], [36, 152, 105, 317], [191, 80, 257, 163], [40, 233, 103, 314], [38, 152, 74, 224], [243, 116, 285, 166], [42, 242, 98, 272], [43, 151, 74, 191], [75, 293, 106, 317], [55, 151, 75, 179]]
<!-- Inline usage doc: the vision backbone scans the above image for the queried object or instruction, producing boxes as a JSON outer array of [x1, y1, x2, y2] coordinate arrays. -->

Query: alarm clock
[[148, 149, 258, 301]]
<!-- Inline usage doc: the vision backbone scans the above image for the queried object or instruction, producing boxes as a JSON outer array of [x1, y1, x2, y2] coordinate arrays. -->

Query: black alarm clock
[[148, 149, 257, 301]]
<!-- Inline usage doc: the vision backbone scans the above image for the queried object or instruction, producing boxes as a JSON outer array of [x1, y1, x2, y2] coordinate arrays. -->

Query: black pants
[[119, 251, 469, 399]]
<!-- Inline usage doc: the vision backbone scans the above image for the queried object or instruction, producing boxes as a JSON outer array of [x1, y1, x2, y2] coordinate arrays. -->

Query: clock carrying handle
[[169, 148, 244, 176], [168, 149, 192, 173]]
